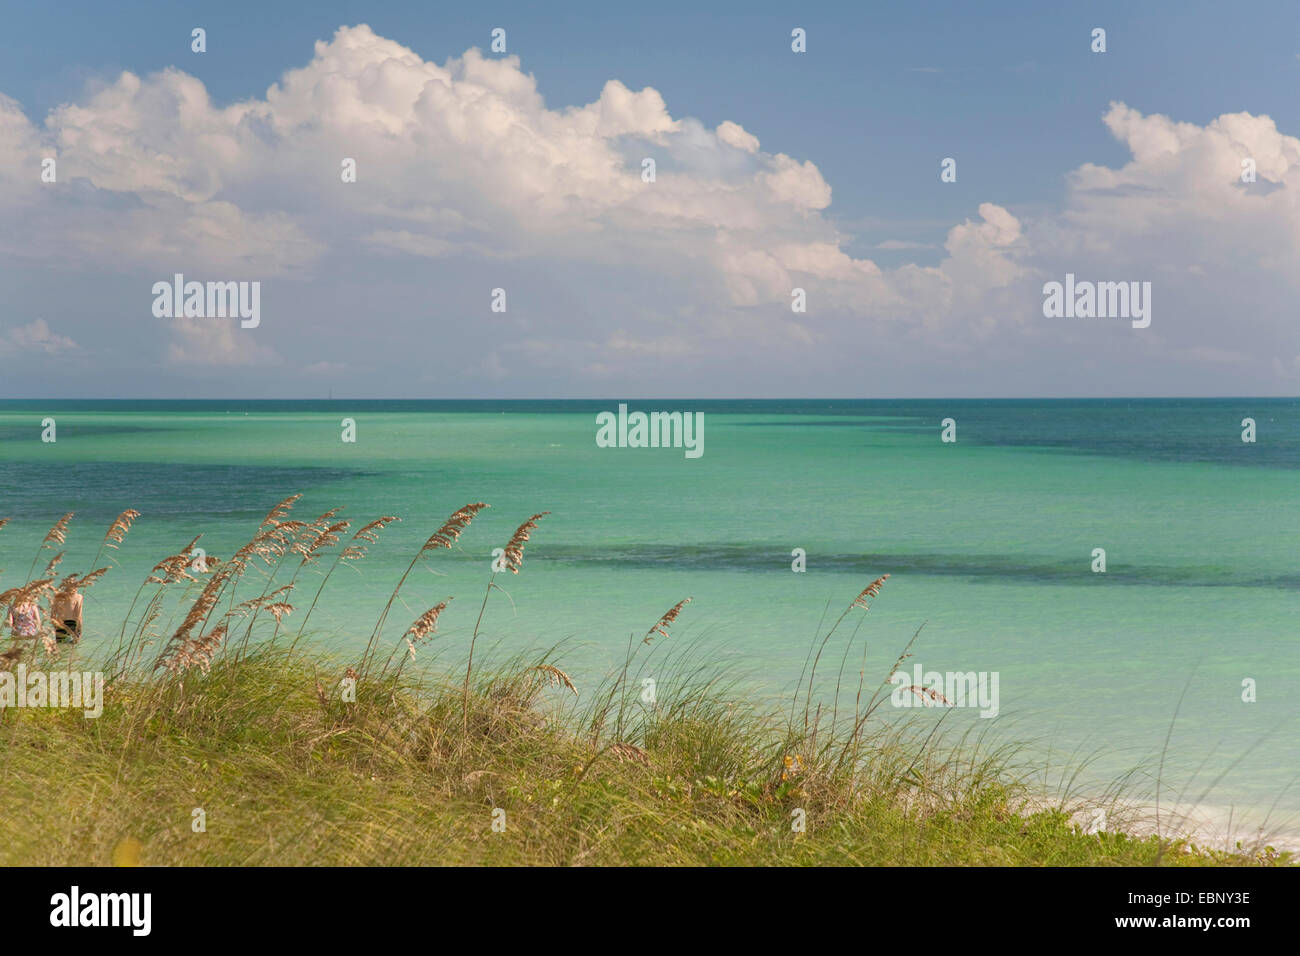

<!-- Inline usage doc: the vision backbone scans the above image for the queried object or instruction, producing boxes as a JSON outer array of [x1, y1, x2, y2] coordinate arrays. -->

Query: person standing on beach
[[4, 600, 41, 640], [50, 586, 84, 643]]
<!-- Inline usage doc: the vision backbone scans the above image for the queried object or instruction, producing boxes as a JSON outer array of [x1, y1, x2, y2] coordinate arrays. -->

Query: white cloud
[[0, 27, 1296, 393], [165, 318, 279, 367], [1060, 102, 1300, 273], [715, 120, 759, 153], [0, 319, 78, 356], [0, 25, 1002, 310]]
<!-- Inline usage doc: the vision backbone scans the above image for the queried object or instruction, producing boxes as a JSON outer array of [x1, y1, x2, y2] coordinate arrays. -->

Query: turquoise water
[[1, 399, 1297, 831]]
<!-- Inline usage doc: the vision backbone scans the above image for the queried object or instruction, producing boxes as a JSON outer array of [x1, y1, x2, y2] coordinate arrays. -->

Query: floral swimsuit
[[8, 604, 39, 637]]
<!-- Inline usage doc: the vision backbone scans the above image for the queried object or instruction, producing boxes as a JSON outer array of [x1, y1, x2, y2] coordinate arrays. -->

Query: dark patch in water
[[522, 544, 1300, 590], [711, 400, 1300, 468], [0, 461, 369, 524]]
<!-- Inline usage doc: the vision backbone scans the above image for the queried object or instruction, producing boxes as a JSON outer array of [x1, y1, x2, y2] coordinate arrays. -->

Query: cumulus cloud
[[164, 317, 279, 367], [0, 26, 1296, 394], [715, 120, 759, 153], [0, 319, 78, 356], [0, 27, 1013, 309], [1060, 102, 1300, 273]]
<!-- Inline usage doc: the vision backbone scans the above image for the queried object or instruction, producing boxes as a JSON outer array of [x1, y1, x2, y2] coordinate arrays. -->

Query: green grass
[[0, 646, 1284, 866]]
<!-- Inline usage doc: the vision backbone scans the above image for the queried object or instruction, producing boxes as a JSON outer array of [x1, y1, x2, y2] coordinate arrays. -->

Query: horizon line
[[1, 395, 1297, 403]]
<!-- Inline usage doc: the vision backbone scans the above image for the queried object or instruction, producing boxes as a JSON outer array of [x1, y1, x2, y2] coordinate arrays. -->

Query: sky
[[1, 0, 1298, 398]]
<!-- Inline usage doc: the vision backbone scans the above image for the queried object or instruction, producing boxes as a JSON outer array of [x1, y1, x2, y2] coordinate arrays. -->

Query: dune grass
[[0, 499, 1288, 866]]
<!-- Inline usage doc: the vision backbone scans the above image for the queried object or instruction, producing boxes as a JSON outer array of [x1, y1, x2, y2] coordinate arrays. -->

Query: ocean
[[1, 398, 1297, 837]]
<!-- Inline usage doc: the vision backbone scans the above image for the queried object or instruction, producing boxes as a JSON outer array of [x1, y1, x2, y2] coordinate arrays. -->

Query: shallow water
[[1, 398, 1296, 836]]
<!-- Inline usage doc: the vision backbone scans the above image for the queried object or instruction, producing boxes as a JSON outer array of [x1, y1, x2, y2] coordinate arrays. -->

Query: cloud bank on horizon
[[1, 23, 1298, 397]]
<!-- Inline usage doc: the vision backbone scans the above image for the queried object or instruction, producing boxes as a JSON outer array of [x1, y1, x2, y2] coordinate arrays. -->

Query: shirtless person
[[50, 587, 84, 643]]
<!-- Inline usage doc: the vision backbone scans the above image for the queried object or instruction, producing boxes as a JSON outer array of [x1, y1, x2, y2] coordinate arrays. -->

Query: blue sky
[[11, 0, 1300, 257], [1, 1, 1299, 396]]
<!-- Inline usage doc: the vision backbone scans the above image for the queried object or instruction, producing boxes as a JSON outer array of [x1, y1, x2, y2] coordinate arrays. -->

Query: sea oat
[[404, 600, 450, 658], [103, 509, 142, 549], [147, 550, 200, 585], [145, 535, 204, 584], [57, 568, 109, 597], [298, 519, 350, 563], [259, 495, 302, 530], [608, 742, 650, 765], [501, 512, 549, 573], [80, 568, 110, 590], [261, 520, 307, 565], [353, 516, 400, 546], [850, 574, 890, 610], [156, 624, 227, 675], [644, 597, 691, 644], [264, 602, 294, 624], [299, 507, 343, 543], [339, 516, 400, 562], [531, 664, 577, 695], [906, 685, 953, 707], [166, 562, 234, 651], [224, 519, 295, 578], [42, 513, 74, 548], [137, 602, 163, 640], [423, 503, 489, 552], [0, 579, 54, 608], [42, 552, 64, 578], [230, 584, 294, 618]]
